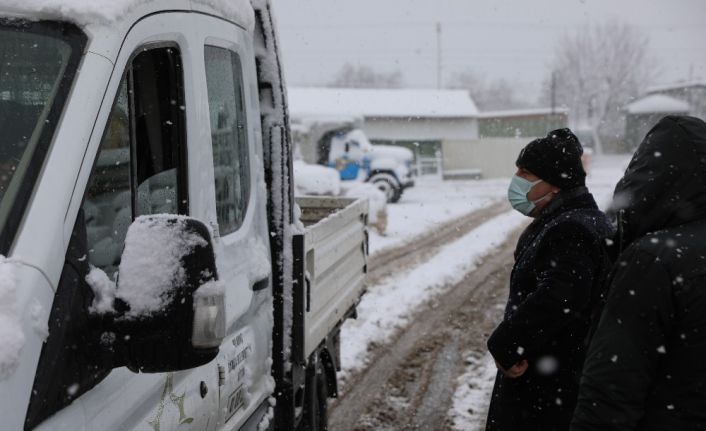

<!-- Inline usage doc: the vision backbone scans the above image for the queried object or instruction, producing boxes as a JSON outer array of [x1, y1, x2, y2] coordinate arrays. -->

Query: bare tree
[[449, 71, 529, 111], [329, 63, 404, 89], [542, 20, 657, 146]]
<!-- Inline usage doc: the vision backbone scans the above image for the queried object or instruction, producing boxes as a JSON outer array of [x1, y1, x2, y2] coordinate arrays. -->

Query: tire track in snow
[[366, 201, 509, 286]]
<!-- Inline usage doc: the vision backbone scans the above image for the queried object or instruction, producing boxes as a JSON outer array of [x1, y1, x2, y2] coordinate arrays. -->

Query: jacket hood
[[612, 115, 706, 249]]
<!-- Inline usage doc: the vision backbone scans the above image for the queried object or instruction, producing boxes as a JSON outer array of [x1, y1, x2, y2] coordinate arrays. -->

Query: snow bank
[[293, 160, 341, 196], [448, 351, 497, 430], [339, 210, 526, 379], [0, 0, 254, 29], [0, 257, 23, 381]]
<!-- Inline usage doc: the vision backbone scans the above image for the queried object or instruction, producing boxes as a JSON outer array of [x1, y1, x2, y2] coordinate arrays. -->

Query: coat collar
[[537, 186, 595, 220]]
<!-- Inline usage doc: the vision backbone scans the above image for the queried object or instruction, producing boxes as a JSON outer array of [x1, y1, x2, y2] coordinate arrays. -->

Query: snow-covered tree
[[542, 20, 657, 147], [329, 63, 404, 89], [449, 71, 530, 111]]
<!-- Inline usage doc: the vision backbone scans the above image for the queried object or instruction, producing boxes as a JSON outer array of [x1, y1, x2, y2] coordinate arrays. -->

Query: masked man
[[571, 116, 706, 430], [486, 129, 614, 431]]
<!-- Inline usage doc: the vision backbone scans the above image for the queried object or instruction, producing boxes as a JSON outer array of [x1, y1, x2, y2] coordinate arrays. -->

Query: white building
[[624, 94, 691, 149], [287, 87, 479, 171]]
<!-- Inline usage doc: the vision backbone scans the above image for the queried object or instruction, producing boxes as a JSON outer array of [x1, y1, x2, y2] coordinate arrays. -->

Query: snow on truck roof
[[0, 0, 254, 30], [288, 87, 479, 119], [626, 94, 690, 115]]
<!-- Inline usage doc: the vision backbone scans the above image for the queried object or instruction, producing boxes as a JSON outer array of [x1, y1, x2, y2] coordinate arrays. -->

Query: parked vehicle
[[0, 1, 368, 430], [292, 116, 415, 203]]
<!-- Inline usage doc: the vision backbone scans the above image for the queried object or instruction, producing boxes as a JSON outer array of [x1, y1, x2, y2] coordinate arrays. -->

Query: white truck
[[0, 1, 367, 430], [291, 116, 415, 203]]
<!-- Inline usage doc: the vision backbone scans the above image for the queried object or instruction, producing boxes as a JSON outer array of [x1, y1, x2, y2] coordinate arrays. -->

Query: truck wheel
[[300, 359, 328, 431], [370, 174, 401, 203], [390, 187, 403, 203]]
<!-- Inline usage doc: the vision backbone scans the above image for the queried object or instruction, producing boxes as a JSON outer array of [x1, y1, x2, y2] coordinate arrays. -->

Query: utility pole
[[436, 22, 442, 89], [550, 70, 557, 115]]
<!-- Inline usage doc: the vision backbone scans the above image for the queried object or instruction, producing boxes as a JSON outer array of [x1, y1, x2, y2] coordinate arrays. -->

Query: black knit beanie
[[515, 128, 586, 190]]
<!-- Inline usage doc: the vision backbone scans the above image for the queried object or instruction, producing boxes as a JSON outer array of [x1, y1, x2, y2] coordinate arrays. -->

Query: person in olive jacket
[[571, 115, 706, 430], [486, 129, 614, 431]]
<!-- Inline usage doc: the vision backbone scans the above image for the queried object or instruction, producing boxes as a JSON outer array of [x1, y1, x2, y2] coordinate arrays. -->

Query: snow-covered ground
[[340, 210, 527, 381], [369, 178, 509, 255]]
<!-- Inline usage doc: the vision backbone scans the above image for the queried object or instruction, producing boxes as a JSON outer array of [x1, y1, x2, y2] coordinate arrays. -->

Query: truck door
[[193, 16, 275, 429], [27, 13, 219, 431]]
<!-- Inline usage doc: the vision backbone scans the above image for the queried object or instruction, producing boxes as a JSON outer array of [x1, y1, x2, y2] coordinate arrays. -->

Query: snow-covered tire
[[390, 187, 403, 203], [369, 173, 401, 204]]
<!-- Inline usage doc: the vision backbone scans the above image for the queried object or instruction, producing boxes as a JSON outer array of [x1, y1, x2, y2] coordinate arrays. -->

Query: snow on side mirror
[[95, 215, 225, 373]]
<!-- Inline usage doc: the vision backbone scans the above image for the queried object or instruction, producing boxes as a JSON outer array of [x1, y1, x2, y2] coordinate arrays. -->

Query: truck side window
[[204, 46, 250, 235], [25, 46, 187, 429], [83, 46, 187, 278]]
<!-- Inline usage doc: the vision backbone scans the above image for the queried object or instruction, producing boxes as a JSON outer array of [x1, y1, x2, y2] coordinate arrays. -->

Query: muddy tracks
[[329, 202, 523, 430]]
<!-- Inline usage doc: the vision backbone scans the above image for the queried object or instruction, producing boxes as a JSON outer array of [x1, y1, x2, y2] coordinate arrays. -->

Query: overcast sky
[[271, 0, 706, 103]]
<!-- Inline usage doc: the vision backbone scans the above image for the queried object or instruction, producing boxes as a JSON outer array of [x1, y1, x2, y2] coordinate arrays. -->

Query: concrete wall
[[362, 117, 479, 142], [442, 138, 529, 179]]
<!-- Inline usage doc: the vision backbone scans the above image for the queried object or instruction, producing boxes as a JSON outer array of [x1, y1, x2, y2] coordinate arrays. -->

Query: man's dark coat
[[571, 116, 706, 430], [486, 188, 613, 431]]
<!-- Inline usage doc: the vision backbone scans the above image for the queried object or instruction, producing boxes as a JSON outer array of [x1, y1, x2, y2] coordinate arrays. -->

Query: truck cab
[[0, 1, 367, 430], [293, 117, 415, 203]]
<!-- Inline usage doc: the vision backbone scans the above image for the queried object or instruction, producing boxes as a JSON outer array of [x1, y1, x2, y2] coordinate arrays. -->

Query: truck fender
[[369, 157, 399, 172]]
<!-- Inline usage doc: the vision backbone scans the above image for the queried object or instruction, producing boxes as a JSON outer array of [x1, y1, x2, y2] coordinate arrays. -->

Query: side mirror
[[107, 215, 225, 373]]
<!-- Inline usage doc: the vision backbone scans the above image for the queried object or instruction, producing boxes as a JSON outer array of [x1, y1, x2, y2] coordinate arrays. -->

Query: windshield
[[0, 19, 86, 253]]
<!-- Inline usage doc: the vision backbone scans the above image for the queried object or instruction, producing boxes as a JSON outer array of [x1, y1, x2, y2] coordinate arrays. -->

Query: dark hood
[[612, 115, 706, 250]]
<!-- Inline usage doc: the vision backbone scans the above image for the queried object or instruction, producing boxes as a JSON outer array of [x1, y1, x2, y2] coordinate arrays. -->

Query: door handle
[[252, 277, 269, 291]]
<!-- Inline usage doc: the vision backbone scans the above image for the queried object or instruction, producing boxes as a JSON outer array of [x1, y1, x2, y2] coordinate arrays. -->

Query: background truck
[[0, 1, 367, 430], [292, 116, 415, 203]]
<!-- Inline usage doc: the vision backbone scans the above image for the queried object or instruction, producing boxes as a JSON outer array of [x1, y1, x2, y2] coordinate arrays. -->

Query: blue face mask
[[508, 175, 545, 216]]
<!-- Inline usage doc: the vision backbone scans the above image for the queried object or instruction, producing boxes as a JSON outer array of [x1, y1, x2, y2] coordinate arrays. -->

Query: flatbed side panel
[[299, 197, 368, 359]]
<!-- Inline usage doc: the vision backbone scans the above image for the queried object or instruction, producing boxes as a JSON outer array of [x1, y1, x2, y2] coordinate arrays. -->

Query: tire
[[299, 358, 328, 431], [369, 173, 401, 204], [390, 187, 403, 203]]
